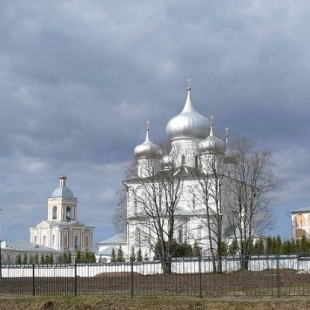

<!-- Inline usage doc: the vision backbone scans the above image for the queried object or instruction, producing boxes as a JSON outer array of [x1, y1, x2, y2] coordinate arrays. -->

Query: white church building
[[97, 84, 240, 262], [30, 174, 95, 260]]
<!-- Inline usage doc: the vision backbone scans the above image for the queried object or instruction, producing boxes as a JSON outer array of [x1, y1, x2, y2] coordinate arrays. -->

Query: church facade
[[29, 174, 94, 259], [123, 85, 238, 260]]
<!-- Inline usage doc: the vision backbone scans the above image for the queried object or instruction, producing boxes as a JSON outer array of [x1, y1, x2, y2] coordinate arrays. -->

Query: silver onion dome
[[224, 147, 238, 164], [166, 87, 209, 141], [223, 127, 238, 163], [134, 122, 162, 158], [198, 116, 225, 153]]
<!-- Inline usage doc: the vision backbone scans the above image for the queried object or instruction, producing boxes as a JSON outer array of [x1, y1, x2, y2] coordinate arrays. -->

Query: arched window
[[66, 207, 71, 221], [85, 235, 89, 249], [133, 192, 137, 214], [34, 236, 37, 243], [158, 191, 162, 213], [64, 234, 68, 247], [195, 155, 198, 169], [192, 193, 196, 211], [129, 188, 137, 215], [178, 228, 183, 243], [74, 235, 79, 249], [52, 206, 57, 219], [197, 225, 202, 241], [52, 235, 56, 246], [181, 155, 185, 166], [135, 227, 141, 247], [43, 236, 47, 246], [296, 214, 306, 227]]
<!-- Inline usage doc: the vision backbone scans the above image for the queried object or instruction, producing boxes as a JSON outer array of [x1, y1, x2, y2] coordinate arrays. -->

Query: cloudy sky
[[0, 1, 309, 247]]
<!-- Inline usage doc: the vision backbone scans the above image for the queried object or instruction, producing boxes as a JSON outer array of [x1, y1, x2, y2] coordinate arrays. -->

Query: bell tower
[[47, 174, 77, 222], [29, 174, 95, 260]]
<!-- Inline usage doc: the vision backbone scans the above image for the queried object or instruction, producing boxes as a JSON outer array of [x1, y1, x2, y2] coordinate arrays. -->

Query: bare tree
[[189, 136, 228, 273], [112, 187, 127, 233], [225, 138, 282, 269], [189, 133, 282, 272], [124, 148, 185, 273], [114, 128, 281, 273]]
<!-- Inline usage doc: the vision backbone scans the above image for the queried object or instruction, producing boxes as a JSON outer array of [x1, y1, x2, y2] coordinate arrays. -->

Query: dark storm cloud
[[0, 1, 309, 242]]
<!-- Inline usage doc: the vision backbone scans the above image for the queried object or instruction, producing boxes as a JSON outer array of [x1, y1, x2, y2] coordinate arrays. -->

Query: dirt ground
[[0, 268, 309, 298]]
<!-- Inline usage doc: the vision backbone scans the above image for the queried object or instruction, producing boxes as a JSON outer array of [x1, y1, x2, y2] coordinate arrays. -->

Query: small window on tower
[[52, 206, 57, 219], [66, 207, 71, 221]]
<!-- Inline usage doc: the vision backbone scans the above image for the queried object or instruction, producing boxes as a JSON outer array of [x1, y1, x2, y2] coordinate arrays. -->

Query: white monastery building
[[30, 174, 95, 259], [96, 232, 127, 262], [112, 84, 240, 261]]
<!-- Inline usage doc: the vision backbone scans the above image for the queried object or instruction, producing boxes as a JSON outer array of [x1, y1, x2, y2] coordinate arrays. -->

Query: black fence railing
[[0, 255, 310, 298]]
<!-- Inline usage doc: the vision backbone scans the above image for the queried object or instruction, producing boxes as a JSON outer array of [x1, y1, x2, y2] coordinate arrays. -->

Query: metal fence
[[0, 255, 310, 298]]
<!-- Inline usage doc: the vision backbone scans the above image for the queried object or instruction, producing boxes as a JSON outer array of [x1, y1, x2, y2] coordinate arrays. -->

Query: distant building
[[1, 240, 61, 265], [95, 232, 127, 262], [291, 207, 310, 240], [29, 174, 95, 261]]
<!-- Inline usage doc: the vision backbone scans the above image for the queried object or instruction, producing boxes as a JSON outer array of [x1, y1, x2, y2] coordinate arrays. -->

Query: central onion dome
[[166, 87, 209, 141], [134, 122, 162, 158], [52, 174, 74, 198]]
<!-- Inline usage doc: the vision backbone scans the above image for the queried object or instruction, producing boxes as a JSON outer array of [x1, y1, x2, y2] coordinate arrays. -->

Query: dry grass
[[0, 296, 310, 310]]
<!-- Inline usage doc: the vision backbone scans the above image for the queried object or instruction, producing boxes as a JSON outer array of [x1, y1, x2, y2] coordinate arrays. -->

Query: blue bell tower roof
[[51, 175, 74, 198]]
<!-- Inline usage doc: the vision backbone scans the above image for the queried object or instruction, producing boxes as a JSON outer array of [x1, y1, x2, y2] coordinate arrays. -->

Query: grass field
[[1, 295, 310, 310]]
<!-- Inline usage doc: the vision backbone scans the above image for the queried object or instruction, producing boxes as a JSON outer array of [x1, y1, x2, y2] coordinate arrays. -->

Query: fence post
[[74, 261, 77, 297], [276, 255, 281, 298], [198, 256, 202, 298], [32, 264, 35, 296], [130, 260, 134, 298]]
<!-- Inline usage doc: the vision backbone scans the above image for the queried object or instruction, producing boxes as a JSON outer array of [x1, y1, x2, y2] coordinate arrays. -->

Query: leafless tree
[[225, 138, 283, 269], [114, 133, 282, 273], [123, 147, 185, 273], [112, 187, 127, 233], [189, 141, 228, 273]]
